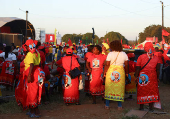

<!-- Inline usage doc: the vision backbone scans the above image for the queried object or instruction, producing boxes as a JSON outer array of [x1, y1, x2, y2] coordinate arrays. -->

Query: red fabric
[[127, 53, 135, 59], [66, 48, 73, 54], [136, 54, 160, 104], [24, 66, 45, 109], [42, 64, 50, 95], [162, 29, 170, 36], [144, 42, 154, 52], [45, 48, 49, 55], [87, 54, 106, 95], [62, 55, 80, 103], [154, 52, 163, 64], [67, 39, 73, 47], [0, 61, 15, 86], [62, 56, 80, 72], [121, 39, 122, 44], [103, 39, 106, 43], [84, 52, 93, 61], [107, 38, 109, 44], [15, 61, 26, 109], [62, 72, 79, 103], [163, 50, 170, 63], [128, 61, 136, 73]]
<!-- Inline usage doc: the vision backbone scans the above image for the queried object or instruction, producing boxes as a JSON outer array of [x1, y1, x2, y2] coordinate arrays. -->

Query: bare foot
[[118, 107, 123, 110], [105, 105, 110, 110]]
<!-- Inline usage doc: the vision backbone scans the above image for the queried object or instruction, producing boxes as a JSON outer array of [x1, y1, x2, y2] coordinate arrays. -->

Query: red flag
[[162, 29, 170, 36], [67, 39, 73, 46], [103, 39, 106, 43], [162, 36, 165, 44], [80, 40, 82, 44], [107, 38, 109, 44], [121, 39, 122, 44]]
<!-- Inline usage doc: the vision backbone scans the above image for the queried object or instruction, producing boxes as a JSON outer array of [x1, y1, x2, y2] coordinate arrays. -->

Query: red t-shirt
[[154, 52, 163, 64], [56, 58, 64, 76], [136, 54, 161, 71], [84, 52, 93, 61], [62, 55, 80, 72], [87, 54, 107, 69]]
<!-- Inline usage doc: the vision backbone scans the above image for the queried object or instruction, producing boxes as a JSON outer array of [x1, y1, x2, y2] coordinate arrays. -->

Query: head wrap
[[66, 48, 73, 54], [102, 43, 109, 50], [144, 42, 154, 58], [25, 39, 36, 53]]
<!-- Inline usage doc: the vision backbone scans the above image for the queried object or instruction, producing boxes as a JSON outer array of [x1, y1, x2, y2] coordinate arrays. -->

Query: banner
[[45, 34, 55, 42]]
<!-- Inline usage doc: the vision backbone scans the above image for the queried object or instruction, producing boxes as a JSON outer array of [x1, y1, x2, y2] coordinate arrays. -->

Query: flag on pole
[[97, 40, 98, 44], [162, 29, 170, 36], [121, 39, 122, 44], [103, 39, 106, 43], [68, 39, 73, 46], [54, 28, 57, 46]]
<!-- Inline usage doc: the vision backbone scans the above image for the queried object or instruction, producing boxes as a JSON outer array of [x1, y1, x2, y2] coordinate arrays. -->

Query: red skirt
[[89, 69, 104, 96], [62, 72, 79, 103], [137, 70, 159, 104], [17, 66, 45, 109], [0, 61, 15, 86]]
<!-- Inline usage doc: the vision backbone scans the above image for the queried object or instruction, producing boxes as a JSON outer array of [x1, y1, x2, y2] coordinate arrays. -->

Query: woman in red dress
[[86, 45, 107, 104], [16, 39, 45, 117], [62, 48, 82, 105], [135, 42, 160, 111], [84, 45, 94, 93]]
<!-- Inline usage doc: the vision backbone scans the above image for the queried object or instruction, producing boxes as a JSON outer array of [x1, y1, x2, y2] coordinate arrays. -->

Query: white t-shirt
[[52, 48, 56, 55], [0, 52, 17, 61], [106, 51, 128, 66]]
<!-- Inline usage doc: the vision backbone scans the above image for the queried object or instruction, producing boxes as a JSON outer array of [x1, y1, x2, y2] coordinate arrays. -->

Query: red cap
[[66, 48, 73, 54], [144, 42, 154, 52]]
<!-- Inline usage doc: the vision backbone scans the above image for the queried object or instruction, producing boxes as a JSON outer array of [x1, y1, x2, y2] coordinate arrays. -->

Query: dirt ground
[[0, 81, 170, 119]]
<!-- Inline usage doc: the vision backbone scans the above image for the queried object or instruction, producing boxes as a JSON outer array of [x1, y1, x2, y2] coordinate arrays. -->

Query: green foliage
[[62, 34, 83, 43], [104, 31, 128, 44], [82, 33, 99, 44]]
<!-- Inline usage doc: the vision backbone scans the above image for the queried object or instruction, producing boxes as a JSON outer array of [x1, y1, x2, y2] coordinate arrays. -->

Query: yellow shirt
[[24, 52, 41, 70], [49, 47, 53, 53]]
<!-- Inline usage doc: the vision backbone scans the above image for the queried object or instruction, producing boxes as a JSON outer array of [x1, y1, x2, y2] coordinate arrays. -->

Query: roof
[[0, 17, 23, 27]]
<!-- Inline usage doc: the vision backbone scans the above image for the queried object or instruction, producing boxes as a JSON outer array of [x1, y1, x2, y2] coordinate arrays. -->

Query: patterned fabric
[[136, 54, 160, 104], [105, 65, 125, 102], [62, 72, 79, 103], [87, 54, 106, 96], [0, 61, 15, 86]]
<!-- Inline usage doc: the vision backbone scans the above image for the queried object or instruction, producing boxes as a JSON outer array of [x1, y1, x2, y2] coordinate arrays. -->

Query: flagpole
[[54, 28, 57, 45]]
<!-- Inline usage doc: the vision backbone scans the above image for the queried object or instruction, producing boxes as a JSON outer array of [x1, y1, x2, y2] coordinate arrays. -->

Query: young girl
[[86, 45, 106, 104]]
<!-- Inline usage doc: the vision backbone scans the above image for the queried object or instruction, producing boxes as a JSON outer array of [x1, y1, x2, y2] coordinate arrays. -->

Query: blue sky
[[1, 0, 170, 40]]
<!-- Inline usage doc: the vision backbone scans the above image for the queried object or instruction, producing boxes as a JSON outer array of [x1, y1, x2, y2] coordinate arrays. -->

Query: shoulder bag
[[69, 56, 81, 79]]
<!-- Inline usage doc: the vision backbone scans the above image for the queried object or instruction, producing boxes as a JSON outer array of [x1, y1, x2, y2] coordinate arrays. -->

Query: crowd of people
[[0, 39, 169, 118]]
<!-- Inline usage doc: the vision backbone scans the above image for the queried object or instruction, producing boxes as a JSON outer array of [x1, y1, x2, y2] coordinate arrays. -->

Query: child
[[125, 53, 136, 100], [86, 45, 106, 104]]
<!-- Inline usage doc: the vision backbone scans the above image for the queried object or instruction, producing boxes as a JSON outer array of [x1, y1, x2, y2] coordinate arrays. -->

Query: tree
[[82, 33, 99, 44], [104, 31, 128, 44]]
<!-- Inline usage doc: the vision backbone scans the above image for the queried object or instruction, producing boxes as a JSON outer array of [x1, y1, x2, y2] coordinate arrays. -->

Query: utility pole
[[25, 10, 28, 43], [160, 1, 164, 28]]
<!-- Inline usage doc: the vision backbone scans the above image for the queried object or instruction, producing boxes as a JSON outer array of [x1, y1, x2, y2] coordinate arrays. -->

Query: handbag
[[79, 80, 84, 90], [69, 56, 81, 79]]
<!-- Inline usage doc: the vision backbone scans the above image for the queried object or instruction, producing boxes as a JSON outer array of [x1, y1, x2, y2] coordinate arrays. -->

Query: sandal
[[105, 105, 110, 110], [118, 107, 123, 110]]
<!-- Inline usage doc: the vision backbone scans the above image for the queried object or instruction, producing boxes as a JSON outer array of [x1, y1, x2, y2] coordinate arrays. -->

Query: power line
[[139, 0, 159, 4], [100, 0, 160, 17]]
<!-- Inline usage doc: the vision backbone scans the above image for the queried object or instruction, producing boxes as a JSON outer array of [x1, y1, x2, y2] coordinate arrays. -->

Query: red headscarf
[[144, 42, 154, 58], [25, 39, 36, 53]]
